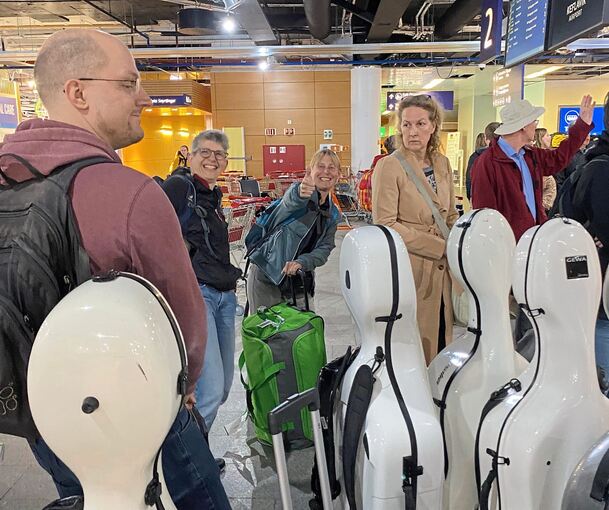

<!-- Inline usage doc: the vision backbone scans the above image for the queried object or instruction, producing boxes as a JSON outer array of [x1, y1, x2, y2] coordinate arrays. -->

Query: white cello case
[[562, 432, 609, 510], [28, 272, 185, 510], [476, 217, 609, 510], [335, 225, 444, 510], [561, 268, 609, 510], [427, 209, 527, 510]]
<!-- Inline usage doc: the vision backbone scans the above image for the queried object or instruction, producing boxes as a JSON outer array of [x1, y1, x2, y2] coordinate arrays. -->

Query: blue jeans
[[596, 318, 609, 382], [30, 408, 231, 510], [196, 284, 237, 429]]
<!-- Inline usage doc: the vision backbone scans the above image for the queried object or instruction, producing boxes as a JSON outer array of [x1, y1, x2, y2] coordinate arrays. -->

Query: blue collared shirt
[[497, 137, 537, 220]]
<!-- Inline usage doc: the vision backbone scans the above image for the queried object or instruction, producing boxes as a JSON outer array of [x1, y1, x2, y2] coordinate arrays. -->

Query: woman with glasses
[[161, 130, 241, 449], [372, 94, 459, 364]]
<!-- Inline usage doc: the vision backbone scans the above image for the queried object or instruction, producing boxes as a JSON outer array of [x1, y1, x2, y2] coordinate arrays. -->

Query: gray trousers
[[246, 264, 314, 314]]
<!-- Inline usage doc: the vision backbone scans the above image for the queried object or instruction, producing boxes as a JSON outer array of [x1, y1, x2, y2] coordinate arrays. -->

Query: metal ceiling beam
[[331, 0, 374, 23], [224, 0, 278, 45], [0, 41, 487, 62], [6, 41, 609, 64], [367, 0, 411, 43], [132, 40, 484, 57], [80, 0, 150, 45]]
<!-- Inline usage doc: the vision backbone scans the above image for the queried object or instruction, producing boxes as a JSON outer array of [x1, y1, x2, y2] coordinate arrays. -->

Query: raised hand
[[579, 95, 596, 125], [299, 167, 316, 198]]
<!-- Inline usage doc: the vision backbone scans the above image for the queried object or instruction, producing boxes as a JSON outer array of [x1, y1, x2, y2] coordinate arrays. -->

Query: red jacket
[[471, 117, 592, 241], [0, 119, 207, 393]]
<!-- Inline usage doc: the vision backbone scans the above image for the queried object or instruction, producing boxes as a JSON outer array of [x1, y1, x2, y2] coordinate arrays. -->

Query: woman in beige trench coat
[[372, 94, 459, 364]]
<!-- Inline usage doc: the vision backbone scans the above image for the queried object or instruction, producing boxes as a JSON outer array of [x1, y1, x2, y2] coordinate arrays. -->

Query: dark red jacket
[[471, 117, 592, 241], [0, 119, 207, 393]]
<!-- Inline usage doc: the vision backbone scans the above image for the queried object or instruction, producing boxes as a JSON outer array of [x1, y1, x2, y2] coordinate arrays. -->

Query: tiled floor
[[0, 228, 357, 509]]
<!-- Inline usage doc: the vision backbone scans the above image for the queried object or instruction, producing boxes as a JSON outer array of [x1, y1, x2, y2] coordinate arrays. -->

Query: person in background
[[247, 149, 341, 313], [570, 92, 609, 389], [533, 128, 558, 214], [383, 134, 397, 155], [471, 96, 594, 242], [534, 127, 552, 149], [465, 122, 500, 200], [11, 28, 229, 510], [474, 132, 487, 151], [169, 144, 189, 174], [162, 130, 242, 454], [372, 94, 459, 363]]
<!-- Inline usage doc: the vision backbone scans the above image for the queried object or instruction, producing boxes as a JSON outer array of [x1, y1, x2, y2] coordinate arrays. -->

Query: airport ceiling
[[0, 0, 608, 76]]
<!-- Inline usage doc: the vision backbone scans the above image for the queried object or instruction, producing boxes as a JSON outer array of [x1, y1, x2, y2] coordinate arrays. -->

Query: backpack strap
[[0, 152, 46, 185], [174, 175, 196, 232], [48, 156, 117, 285], [174, 174, 222, 262], [342, 364, 374, 510], [0, 155, 113, 191], [47, 156, 117, 189]]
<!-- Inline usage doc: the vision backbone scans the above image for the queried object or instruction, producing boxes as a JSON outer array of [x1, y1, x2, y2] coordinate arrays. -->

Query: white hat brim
[[495, 106, 546, 136]]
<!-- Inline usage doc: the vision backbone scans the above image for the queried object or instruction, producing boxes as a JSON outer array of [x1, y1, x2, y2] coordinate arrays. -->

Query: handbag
[[393, 152, 468, 326]]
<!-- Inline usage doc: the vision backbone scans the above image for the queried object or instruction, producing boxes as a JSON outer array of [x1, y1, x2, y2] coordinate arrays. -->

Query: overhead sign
[[386, 91, 454, 112], [479, 0, 504, 63], [558, 105, 605, 134], [492, 65, 524, 108], [0, 96, 19, 128], [150, 95, 192, 106], [505, 0, 550, 67], [546, 0, 609, 50]]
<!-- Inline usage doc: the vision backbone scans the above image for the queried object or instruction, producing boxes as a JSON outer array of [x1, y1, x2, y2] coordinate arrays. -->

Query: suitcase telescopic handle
[[289, 268, 310, 311], [268, 387, 320, 435]]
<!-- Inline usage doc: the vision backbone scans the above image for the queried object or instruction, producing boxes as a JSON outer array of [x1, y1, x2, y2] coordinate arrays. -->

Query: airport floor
[[0, 224, 465, 509]]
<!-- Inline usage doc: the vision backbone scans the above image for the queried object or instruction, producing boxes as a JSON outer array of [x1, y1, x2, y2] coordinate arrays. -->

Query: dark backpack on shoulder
[[550, 154, 609, 222], [0, 154, 111, 440]]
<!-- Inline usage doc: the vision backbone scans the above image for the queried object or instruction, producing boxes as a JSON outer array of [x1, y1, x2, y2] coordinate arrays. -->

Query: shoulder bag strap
[[393, 151, 450, 240]]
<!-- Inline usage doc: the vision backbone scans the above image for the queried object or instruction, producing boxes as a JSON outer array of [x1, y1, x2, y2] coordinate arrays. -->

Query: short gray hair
[[192, 130, 229, 152], [34, 30, 109, 107]]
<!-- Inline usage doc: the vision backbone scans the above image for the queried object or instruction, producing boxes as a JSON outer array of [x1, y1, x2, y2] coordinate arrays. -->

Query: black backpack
[[0, 154, 111, 440], [550, 155, 609, 221]]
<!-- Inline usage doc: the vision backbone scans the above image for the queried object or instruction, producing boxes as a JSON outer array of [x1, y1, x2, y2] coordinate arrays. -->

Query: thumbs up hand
[[299, 168, 316, 198]]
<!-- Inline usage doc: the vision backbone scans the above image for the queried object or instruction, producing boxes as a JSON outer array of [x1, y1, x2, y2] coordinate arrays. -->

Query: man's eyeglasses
[[78, 77, 141, 93], [193, 148, 229, 161]]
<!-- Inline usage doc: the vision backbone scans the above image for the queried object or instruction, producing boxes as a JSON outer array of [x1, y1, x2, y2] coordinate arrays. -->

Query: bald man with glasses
[[0, 28, 230, 510]]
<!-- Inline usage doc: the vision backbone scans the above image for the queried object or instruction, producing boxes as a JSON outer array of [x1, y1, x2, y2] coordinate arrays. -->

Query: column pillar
[[351, 67, 381, 175]]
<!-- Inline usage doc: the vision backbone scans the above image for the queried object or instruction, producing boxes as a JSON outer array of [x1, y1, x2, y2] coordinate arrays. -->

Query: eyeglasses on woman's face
[[192, 148, 229, 162]]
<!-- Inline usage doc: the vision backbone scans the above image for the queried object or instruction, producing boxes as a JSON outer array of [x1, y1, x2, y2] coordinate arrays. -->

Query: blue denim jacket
[[249, 183, 339, 285]]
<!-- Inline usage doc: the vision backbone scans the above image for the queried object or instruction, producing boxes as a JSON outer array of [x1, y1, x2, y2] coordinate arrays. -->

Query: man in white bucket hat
[[471, 95, 594, 241]]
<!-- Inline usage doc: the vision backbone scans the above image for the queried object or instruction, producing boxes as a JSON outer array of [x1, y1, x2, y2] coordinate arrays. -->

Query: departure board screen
[[546, 0, 609, 50], [505, 0, 550, 67]]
